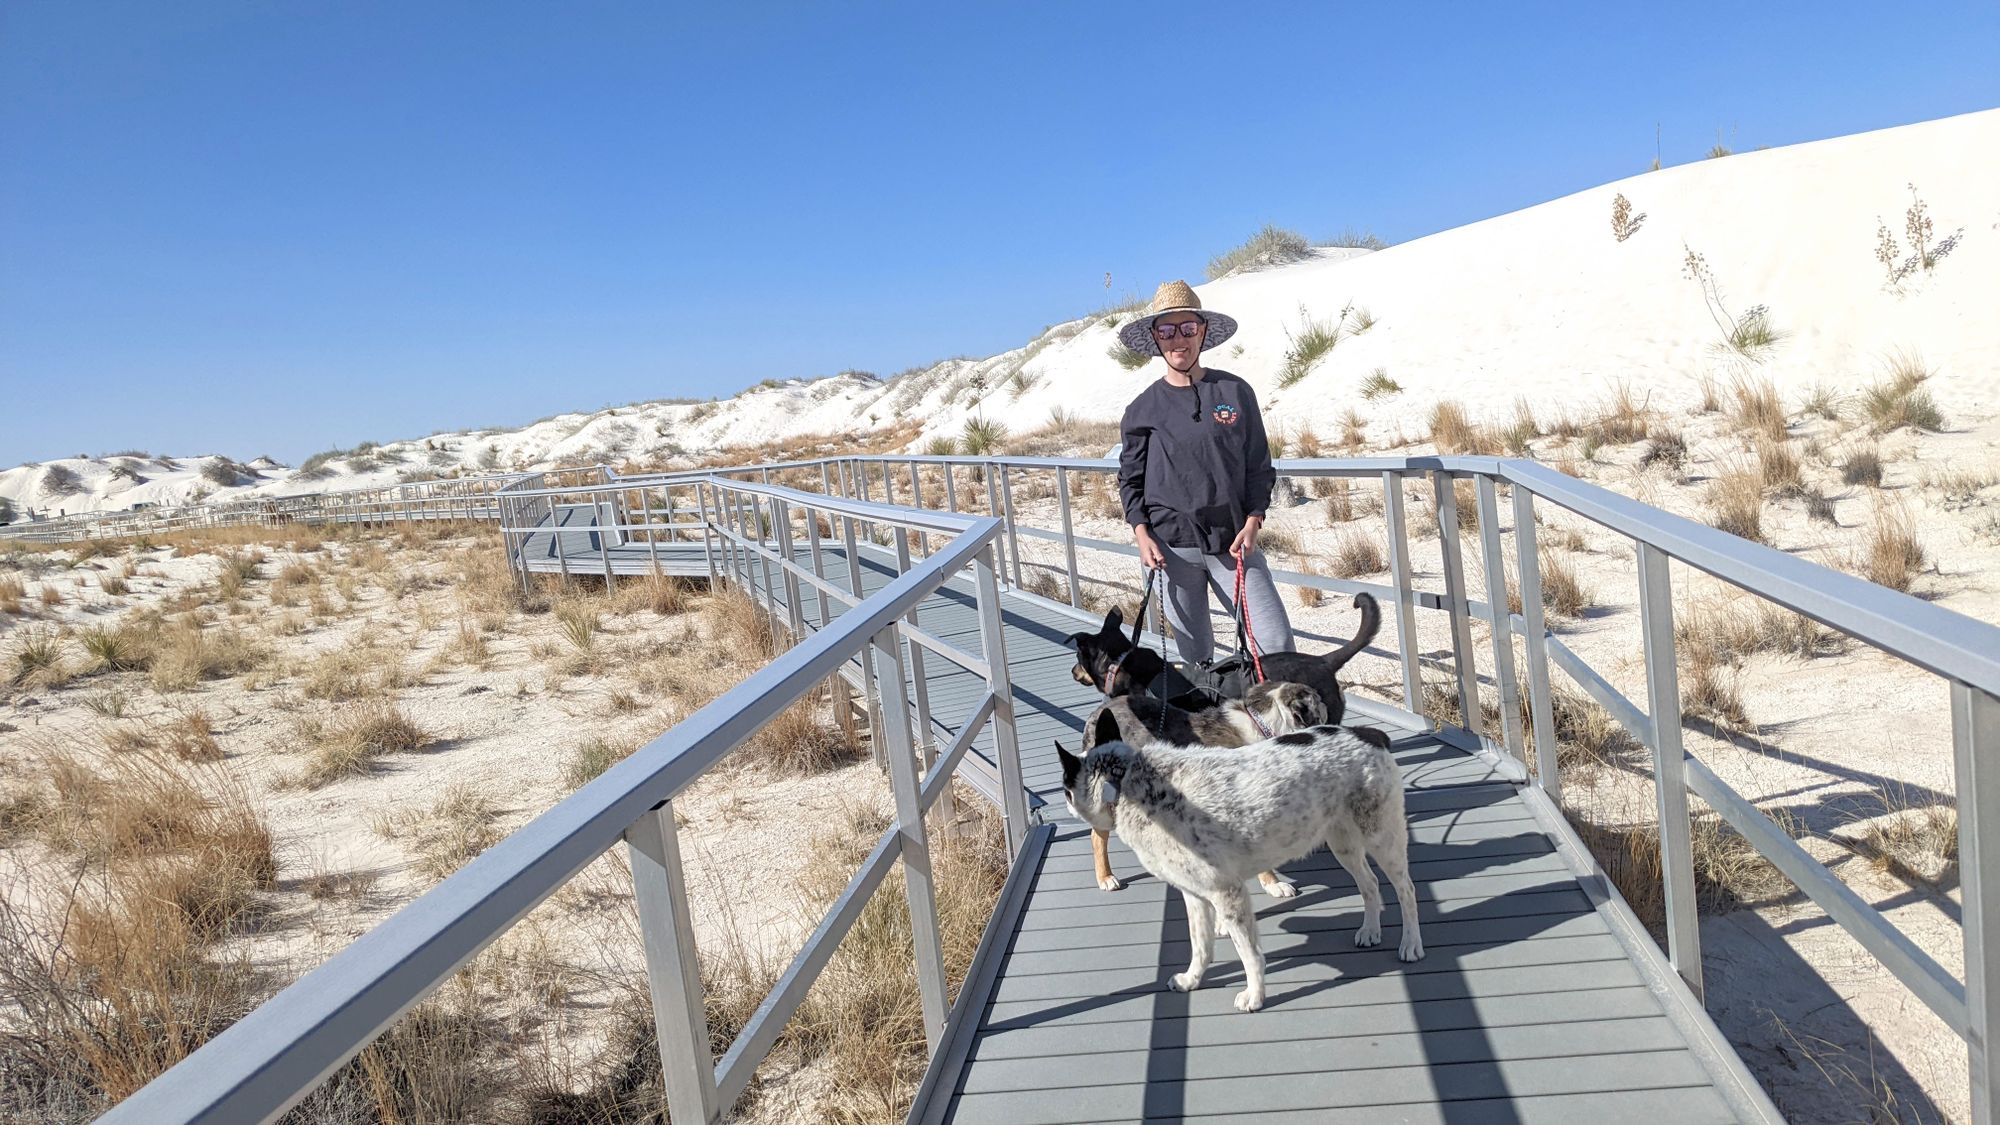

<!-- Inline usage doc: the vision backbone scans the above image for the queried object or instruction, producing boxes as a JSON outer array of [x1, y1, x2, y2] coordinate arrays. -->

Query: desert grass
[[747, 690, 864, 777], [1339, 406, 1367, 449], [1322, 479, 1355, 523], [79, 622, 152, 673], [1358, 368, 1399, 400], [1729, 376, 1789, 443], [1535, 550, 1594, 621], [1841, 447, 1884, 487], [301, 634, 400, 701], [1799, 384, 1844, 421], [1846, 500, 1926, 591], [1279, 306, 1342, 387], [1680, 656, 1752, 733], [1206, 224, 1311, 279], [564, 736, 638, 789], [1755, 438, 1803, 494], [1571, 809, 1795, 938], [1861, 353, 1945, 433], [1107, 342, 1149, 370], [293, 701, 432, 788], [1640, 426, 1689, 476], [1847, 784, 1957, 887], [0, 573, 24, 614], [555, 598, 601, 653], [10, 627, 68, 688], [1428, 399, 1498, 455], [1677, 595, 1842, 665], [1256, 526, 1301, 557], [1327, 531, 1385, 578], [1590, 383, 1652, 445], [39, 582, 64, 608], [1502, 399, 1541, 455], [149, 618, 266, 693], [1706, 464, 1765, 543], [378, 784, 503, 882]]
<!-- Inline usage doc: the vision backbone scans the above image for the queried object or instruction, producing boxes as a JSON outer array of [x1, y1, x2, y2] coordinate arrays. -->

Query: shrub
[[39, 464, 85, 499], [1842, 448, 1884, 487], [1641, 427, 1688, 475], [1358, 369, 1400, 400], [1107, 343, 1150, 370], [1848, 501, 1925, 592], [1428, 400, 1497, 455], [199, 460, 243, 488], [78, 623, 151, 673], [1755, 439, 1803, 494], [1278, 305, 1343, 387], [1706, 466, 1765, 543], [961, 416, 1007, 456], [1206, 224, 1311, 280], [1861, 352, 1944, 433], [11, 628, 66, 686], [922, 435, 958, 457], [750, 692, 862, 776], [1729, 376, 1788, 443], [1328, 532, 1384, 578], [295, 702, 431, 788]]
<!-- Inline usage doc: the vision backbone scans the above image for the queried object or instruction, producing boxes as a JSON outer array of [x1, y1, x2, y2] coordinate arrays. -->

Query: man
[[1117, 279, 1295, 665]]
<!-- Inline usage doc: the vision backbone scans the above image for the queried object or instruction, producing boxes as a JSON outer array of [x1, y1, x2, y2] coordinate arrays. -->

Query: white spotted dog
[[1056, 712, 1424, 1013], [1082, 680, 1326, 897]]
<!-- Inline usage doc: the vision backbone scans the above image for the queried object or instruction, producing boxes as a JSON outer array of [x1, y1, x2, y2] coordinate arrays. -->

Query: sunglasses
[[1152, 321, 1204, 340]]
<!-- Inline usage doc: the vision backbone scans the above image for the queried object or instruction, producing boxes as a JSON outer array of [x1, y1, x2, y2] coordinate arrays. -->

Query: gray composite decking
[[524, 517, 1775, 1123]]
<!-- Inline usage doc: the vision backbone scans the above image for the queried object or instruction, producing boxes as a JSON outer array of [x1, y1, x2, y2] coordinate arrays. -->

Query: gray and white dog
[[1057, 711, 1425, 1013], [1083, 680, 1326, 896]]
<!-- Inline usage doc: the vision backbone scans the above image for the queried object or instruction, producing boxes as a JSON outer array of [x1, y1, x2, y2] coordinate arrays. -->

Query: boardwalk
[[520, 517, 1779, 1122]]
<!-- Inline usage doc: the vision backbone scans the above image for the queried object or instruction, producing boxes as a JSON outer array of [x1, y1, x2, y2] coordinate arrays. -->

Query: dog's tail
[[1319, 593, 1381, 674]]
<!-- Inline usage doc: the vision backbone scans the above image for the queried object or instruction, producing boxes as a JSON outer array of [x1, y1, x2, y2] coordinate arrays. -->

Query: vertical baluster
[[1957, 683, 2000, 1125], [869, 622, 948, 1047], [1000, 465, 1022, 589], [895, 534, 945, 823], [773, 498, 805, 644], [1511, 485, 1559, 798], [1637, 543, 1702, 1000], [1474, 477, 1525, 764], [1382, 473, 1423, 716], [699, 483, 718, 585], [1057, 469, 1081, 608], [844, 515, 885, 763], [972, 543, 1028, 855], [1433, 474, 1479, 727], [626, 801, 720, 1124]]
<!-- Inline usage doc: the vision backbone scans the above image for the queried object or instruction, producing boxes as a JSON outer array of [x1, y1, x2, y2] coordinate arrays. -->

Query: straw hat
[[1117, 279, 1239, 357]]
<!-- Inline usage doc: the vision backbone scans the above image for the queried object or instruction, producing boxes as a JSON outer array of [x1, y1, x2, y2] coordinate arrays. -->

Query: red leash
[[1233, 555, 1267, 685]]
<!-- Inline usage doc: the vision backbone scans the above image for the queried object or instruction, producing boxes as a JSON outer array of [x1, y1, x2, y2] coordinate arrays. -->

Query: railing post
[[1511, 485, 1560, 799], [772, 498, 805, 644], [896, 533, 947, 823], [1382, 472, 1423, 716], [699, 483, 718, 585], [625, 801, 721, 1124], [1056, 468, 1082, 608], [1956, 683, 2000, 1124], [805, 502, 830, 630], [1433, 473, 1480, 728], [1000, 465, 1022, 589], [972, 543, 1030, 854], [1637, 542, 1702, 1000], [1474, 477, 1525, 764], [943, 463, 958, 514], [844, 515, 885, 763], [908, 462, 929, 557], [869, 623, 949, 1048]]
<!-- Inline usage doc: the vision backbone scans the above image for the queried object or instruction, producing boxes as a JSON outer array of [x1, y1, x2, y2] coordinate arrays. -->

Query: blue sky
[[4, 2, 1996, 465]]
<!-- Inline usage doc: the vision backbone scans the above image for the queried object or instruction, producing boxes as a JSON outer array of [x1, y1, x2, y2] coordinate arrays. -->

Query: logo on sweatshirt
[[1211, 403, 1240, 426]]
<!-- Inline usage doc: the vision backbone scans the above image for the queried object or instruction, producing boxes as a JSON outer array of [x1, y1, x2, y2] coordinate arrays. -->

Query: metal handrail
[[102, 479, 1027, 1125]]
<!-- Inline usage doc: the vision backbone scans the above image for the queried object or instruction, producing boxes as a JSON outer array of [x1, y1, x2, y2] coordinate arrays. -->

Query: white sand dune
[[6, 108, 1995, 520]]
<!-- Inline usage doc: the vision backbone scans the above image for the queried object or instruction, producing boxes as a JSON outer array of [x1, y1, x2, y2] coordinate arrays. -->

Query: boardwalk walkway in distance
[[522, 516, 1780, 1123]]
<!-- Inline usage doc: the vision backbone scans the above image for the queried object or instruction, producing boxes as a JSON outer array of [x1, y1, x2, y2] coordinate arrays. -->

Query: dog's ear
[[1056, 742, 1083, 788], [1065, 630, 1094, 656], [1097, 774, 1121, 809], [1091, 707, 1122, 749], [1099, 607, 1124, 637], [1351, 725, 1391, 750]]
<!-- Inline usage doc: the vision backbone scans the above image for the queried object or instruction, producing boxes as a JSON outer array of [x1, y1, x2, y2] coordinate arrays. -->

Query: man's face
[[1153, 313, 1204, 372]]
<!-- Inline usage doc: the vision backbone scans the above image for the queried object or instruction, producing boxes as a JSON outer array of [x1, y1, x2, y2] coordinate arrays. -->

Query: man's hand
[[1230, 515, 1264, 560], [1135, 525, 1166, 570]]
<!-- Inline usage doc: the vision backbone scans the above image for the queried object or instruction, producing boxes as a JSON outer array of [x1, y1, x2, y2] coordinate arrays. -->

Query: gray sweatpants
[[1158, 546, 1295, 665]]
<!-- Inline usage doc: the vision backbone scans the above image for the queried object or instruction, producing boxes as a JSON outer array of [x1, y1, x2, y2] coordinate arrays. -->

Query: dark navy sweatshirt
[[1117, 369, 1275, 557]]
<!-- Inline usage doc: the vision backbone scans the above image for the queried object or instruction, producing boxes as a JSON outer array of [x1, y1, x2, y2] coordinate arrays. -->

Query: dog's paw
[[1262, 878, 1297, 899], [1169, 971, 1202, 992], [1354, 923, 1382, 948], [1399, 935, 1425, 962], [1233, 988, 1265, 1013], [1096, 873, 1124, 892]]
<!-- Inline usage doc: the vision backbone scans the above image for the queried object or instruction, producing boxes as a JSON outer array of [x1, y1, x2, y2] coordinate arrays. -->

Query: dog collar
[[1248, 709, 1273, 739], [1103, 655, 1127, 690]]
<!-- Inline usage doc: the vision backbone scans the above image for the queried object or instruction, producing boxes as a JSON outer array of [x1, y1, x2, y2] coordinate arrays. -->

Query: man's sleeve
[[1243, 383, 1275, 518], [1118, 401, 1150, 527]]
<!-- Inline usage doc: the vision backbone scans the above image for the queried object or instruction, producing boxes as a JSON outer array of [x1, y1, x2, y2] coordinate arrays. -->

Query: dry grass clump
[[1327, 531, 1385, 578], [301, 634, 399, 701], [99, 567, 130, 597], [1706, 464, 1765, 542], [749, 690, 863, 777], [1729, 376, 1789, 443], [293, 701, 432, 788], [1535, 550, 1594, 621], [1846, 500, 1926, 591], [1847, 785, 1957, 886], [1640, 427, 1689, 477], [11, 626, 69, 687], [1841, 447, 1884, 487], [1428, 400, 1498, 455], [1589, 383, 1652, 446], [564, 736, 638, 788], [1680, 658, 1751, 733], [148, 619, 265, 693], [1677, 596, 1841, 664], [1359, 368, 1400, 400], [1255, 526, 1300, 557], [1861, 352, 1945, 434], [555, 598, 602, 655], [1572, 809, 1796, 937], [1755, 438, 1803, 494], [78, 622, 152, 673], [0, 573, 24, 614], [610, 570, 693, 617], [1321, 478, 1355, 522], [378, 785, 504, 882], [40, 582, 65, 608]]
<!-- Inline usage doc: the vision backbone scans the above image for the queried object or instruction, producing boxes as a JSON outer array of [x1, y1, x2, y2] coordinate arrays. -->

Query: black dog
[[1066, 593, 1381, 725]]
